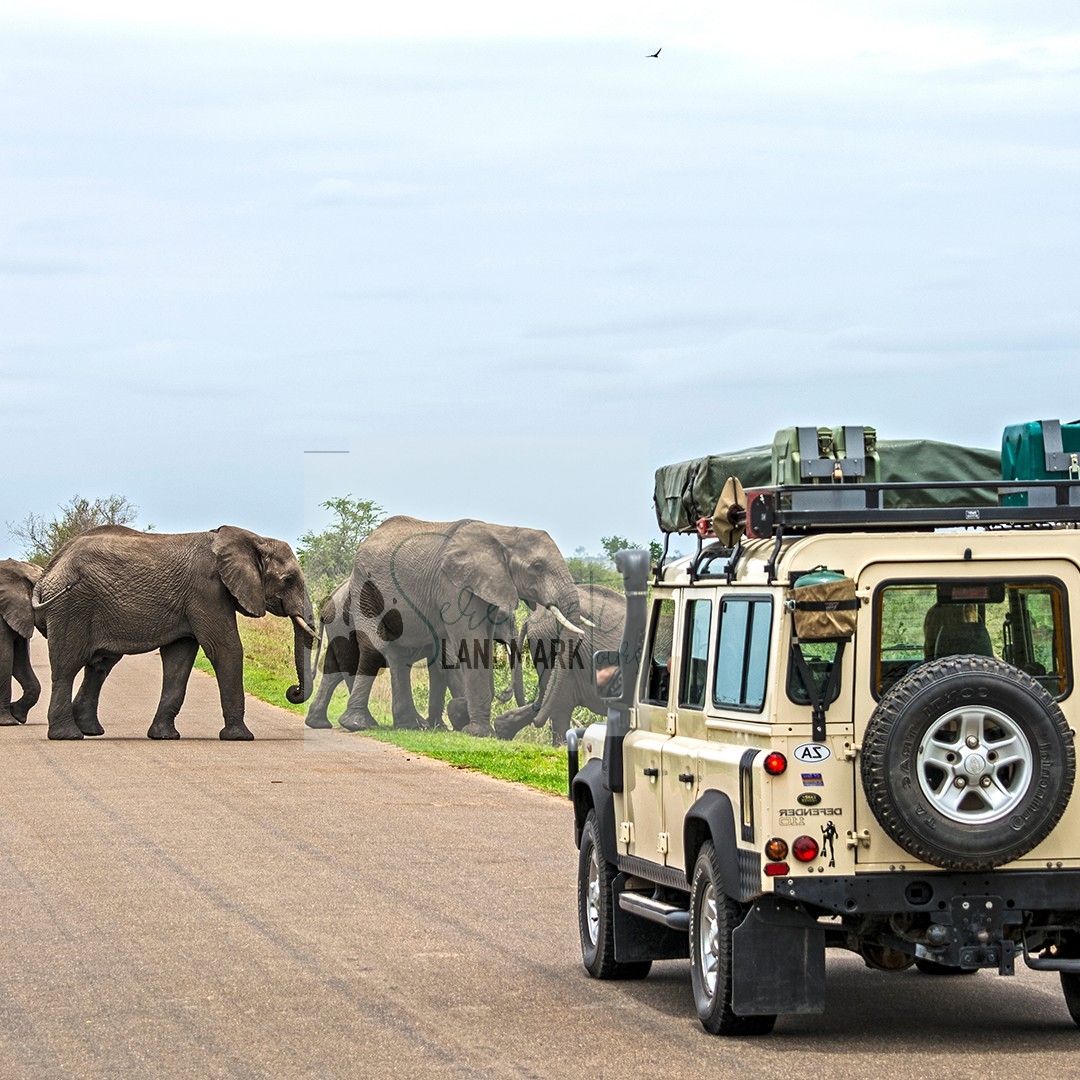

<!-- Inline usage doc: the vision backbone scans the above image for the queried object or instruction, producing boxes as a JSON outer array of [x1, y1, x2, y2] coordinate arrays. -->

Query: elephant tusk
[[292, 615, 318, 640], [580, 616, 597, 629], [548, 606, 585, 635]]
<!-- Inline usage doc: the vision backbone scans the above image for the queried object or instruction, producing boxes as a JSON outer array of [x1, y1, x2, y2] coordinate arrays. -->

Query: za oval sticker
[[793, 743, 831, 763], [798, 793, 822, 806]]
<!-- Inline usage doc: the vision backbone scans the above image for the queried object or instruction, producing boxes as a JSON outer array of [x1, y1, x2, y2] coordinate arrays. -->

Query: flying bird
[[647, 47, 661, 58]]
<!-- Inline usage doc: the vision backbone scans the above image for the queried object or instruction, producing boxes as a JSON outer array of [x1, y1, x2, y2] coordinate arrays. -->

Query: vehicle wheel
[[861, 656, 1075, 870], [577, 810, 651, 980], [914, 958, 978, 976], [689, 842, 776, 1036], [1062, 972, 1080, 1026]]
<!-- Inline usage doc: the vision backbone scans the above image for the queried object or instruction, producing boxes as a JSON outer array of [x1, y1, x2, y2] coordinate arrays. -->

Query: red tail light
[[792, 835, 820, 862], [764, 862, 790, 877], [763, 752, 787, 776]]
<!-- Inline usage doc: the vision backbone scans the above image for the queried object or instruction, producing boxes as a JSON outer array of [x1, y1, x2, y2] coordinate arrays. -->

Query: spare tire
[[861, 656, 1075, 870]]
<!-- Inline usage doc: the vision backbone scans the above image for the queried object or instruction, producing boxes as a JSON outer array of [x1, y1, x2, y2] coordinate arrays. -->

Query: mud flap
[[612, 874, 690, 964], [731, 898, 825, 1015]]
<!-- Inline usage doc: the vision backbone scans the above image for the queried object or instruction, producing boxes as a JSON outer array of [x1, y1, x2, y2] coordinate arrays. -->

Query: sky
[[3, 2, 1079, 557]]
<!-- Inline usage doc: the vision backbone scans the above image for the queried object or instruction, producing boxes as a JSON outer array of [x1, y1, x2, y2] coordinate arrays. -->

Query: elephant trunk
[[286, 612, 317, 705]]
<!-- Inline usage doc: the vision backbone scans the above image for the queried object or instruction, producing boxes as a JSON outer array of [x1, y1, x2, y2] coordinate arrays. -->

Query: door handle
[[643, 767, 659, 778], [678, 772, 695, 783]]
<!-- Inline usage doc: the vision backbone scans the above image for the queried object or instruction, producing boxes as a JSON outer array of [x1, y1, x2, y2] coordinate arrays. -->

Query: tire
[[688, 842, 776, 1036], [1062, 972, 1080, 1026], [914, 958, 978, 976], [861, 656, 1075, 870], [577, 810, 651, 980]]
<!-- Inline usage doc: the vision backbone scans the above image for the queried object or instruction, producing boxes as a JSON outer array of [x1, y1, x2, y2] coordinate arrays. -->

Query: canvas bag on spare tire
[[791, 568, 857, 641]]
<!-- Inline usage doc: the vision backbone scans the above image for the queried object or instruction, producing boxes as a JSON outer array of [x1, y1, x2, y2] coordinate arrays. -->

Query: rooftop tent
[[654, 446, 772, 536], [653, 438, 1002, 534]]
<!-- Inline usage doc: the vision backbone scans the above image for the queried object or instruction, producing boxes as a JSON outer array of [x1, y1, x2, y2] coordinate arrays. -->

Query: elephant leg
[[202, 631, 252, 740], [305, 669, 341, 730], [338, 674, 380, 731], [461, 647, 496, 738], [425, 660, 448, 730], [9, 636, 41, 724], [46, 667, 83, 740], [71, 654, 121, 735], [0, 630, 16, 726], [147, 638, 199, 739], [389, 660, 423, 729]]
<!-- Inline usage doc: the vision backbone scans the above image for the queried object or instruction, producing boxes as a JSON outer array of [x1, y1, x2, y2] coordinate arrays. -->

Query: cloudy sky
[[3, 2, 1078, 556]]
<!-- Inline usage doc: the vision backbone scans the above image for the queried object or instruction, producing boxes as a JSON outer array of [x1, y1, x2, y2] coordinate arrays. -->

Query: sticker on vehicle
[[801, 772, 824, 787], [794, 743, 831, 763]]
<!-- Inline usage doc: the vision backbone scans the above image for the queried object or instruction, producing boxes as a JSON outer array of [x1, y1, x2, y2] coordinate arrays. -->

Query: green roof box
[[1002, 420, 1080, 506], [772, 425, 879, 512]]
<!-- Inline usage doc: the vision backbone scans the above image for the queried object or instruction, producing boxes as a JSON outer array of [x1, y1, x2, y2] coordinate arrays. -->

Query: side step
[[618, 891, 690, 931]]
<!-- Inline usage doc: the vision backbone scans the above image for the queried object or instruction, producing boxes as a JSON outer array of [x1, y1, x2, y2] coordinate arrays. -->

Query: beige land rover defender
[[568, 424, 1080, 1035]]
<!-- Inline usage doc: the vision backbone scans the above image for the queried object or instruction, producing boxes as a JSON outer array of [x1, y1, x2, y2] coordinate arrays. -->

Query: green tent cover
[[654, 439, 1002, 534]]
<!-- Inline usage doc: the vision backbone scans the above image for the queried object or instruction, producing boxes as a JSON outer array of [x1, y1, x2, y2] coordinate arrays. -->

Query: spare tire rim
[[917, 704, 1033, 825]]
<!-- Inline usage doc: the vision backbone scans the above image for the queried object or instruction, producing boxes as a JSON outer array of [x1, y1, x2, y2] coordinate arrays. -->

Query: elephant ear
[[0, 561, 38, 639], [211, 526, 267, 617], [441, 527, 518, 624]]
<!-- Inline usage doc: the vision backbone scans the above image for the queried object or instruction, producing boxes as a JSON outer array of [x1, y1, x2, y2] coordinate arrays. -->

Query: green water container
[[1002, 420, 1080, 506]]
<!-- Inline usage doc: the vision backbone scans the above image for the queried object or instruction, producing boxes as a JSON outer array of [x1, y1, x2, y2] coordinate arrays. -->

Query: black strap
[[790, 639, 846, 742]]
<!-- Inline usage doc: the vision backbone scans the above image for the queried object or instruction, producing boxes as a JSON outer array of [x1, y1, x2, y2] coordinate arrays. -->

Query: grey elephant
[[494, 583, 625, 744], [33, 525, 316, 741], [305, 578, 472, 731], [308, 578, 528, 733], [0, 559, 44, 726], [337, 516, 584, 737]]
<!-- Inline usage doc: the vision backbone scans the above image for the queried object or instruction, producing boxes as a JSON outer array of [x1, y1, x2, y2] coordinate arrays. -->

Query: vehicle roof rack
[[745, 478, 1080, 539]]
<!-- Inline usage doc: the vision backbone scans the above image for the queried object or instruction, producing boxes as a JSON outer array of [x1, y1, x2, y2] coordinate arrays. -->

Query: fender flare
[[684, 789, 743, 897], [571, 757, 618, 866]]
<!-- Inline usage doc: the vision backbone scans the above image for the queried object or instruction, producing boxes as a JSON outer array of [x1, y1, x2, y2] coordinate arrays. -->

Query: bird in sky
[[647, 47, 661, 58]]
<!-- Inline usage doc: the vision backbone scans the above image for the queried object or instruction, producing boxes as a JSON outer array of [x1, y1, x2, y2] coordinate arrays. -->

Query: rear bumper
[[775, 868, 1080, 915]]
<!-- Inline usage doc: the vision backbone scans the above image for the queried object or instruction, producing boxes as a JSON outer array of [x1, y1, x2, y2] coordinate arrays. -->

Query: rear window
[[874, 579, 1070, 699]]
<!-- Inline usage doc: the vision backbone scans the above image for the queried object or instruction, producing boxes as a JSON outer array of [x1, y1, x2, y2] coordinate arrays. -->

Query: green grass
[[356, 728, 568, 795], [197, 615, 592, 796]]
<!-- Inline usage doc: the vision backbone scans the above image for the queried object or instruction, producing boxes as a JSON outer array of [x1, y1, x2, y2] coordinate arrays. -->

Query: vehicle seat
[[935, 621, 994, 659]]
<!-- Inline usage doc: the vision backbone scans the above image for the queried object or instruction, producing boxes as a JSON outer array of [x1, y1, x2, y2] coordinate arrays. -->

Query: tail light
[[764, 862, 790, 877], [763, 752, 787, 776], [792, 835, 820, 862], [764, 838, 788, 862]]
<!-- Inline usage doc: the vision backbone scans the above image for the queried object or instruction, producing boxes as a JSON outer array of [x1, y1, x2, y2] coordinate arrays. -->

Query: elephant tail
[[31, 576, 80, 609]]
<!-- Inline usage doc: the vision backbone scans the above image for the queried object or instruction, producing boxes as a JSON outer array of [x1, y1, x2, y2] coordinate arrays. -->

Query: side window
[[787, 641, 842, 706], [642, 598, 676, 705], [679, 599, 712, 709], [713, 597, 772, 711]]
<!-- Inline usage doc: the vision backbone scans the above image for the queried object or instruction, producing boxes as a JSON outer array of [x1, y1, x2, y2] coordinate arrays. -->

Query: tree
[[296, 495, 386, 605], [9, 494, 140, 567], [601, 535, 663, 566]]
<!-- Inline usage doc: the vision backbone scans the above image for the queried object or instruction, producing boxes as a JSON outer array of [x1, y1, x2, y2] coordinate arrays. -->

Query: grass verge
[[195, 615, 580, 797]]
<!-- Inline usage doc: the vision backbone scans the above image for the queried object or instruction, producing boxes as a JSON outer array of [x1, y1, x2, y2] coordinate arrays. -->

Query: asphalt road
[[4, 637, 1080, 1079]]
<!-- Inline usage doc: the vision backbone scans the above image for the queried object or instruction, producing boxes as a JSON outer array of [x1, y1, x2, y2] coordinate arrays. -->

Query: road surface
[[3, 637, 1080, 1078]]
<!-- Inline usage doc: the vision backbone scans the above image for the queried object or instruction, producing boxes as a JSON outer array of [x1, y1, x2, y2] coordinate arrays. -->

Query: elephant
[[305, 578, 466, 731], [337, 516, 584, 737], [33, 525, 316, 741], [307, 577, 528, 732], [0, 559, 44, 726], [494, 583, 626, 744]]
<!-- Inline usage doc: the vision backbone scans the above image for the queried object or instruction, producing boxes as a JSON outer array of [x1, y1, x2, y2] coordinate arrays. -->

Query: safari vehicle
[[568, 422, 1080, 1035]]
